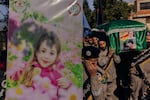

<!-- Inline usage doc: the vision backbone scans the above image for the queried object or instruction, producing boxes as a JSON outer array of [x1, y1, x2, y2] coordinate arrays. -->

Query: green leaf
[[61, 44, 71, 51]]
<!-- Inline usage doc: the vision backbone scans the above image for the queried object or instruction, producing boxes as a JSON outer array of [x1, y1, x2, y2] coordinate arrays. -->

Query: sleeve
[[57, 61, 73, 88], [90, 76, 102, 96], [113, 54, 121, 64], [98, 56, 110, 67]]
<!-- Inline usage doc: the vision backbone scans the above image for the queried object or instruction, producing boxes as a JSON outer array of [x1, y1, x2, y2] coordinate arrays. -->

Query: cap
[[82, 46, 100, 59], [86, 33, 93, 38], [91, 29, 107, 41], [91, 31, 100, 38]]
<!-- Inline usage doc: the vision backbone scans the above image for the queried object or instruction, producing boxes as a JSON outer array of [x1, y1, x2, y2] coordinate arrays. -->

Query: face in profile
[[36, 40, 57, 68], [99, 41, 106, 50]]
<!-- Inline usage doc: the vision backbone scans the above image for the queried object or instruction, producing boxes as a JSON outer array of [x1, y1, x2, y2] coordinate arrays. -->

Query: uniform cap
[[82, 46, 100, 59], [91, 29, 107, 41]]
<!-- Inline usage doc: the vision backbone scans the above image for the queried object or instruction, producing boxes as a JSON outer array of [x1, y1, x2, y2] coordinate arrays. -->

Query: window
[[140, 2, 150, 10], [146, 17, 150, 23]]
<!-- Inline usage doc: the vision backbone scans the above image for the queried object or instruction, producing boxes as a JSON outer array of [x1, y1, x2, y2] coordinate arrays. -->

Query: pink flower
[[32, 74, 58, 99], [7, 58, 27, 79], [6, 85, 33, 100], [58, 85, 83, 100]]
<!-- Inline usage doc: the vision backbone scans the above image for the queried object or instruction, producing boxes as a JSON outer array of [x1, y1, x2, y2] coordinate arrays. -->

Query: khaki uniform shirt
[[91, 48, 121, 100], [130, 47, 150, 100]]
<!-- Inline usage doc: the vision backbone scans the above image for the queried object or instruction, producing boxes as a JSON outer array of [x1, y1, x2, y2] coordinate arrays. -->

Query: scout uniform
[[96, 47, 120, 100], [95, 29, 120, 100], [82, 46, 100, 100], [130, 47, 150, 100], [82, 46, 120, 100]]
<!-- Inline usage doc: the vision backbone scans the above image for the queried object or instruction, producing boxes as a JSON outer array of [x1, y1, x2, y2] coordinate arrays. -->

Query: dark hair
[[35, 31, 61, 56], [128, 39, 134, 44]]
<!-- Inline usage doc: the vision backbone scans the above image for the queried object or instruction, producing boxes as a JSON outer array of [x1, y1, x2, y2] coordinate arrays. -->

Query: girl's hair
[[35, 31, 61, 60], [22, 31, 61, 87]]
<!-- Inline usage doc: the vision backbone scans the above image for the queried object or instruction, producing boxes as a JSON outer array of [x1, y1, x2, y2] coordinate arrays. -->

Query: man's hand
[[108, 48, 114, 57], [84, 60, 97, 76]]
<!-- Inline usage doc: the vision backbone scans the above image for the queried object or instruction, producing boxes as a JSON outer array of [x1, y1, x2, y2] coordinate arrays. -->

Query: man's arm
[[84, 60, 102, 96], [113, 54, 121, 64]]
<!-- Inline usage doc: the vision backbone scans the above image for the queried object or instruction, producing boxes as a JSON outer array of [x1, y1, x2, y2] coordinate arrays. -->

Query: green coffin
[[97, 20, 147, 54]]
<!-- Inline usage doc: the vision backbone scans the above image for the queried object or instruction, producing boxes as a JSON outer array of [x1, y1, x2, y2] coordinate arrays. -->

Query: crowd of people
[[82, 28, 150, 100]]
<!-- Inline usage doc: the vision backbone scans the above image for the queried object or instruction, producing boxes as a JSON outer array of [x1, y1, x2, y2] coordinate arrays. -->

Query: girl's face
[[36, 40, 57, 68]]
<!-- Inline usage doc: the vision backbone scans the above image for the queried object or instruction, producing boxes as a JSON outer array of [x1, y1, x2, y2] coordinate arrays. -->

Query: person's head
[[82, 46, 100, 64], [84, 34, 93, 45], [88, 37, 93, 45], [35, 31, 61, 68], [99, 40, 107, 50], [128, 31, 134, 38], [97, 31, 107, 50], [91, 30, 100, 47], [92, 37, 99, 46]]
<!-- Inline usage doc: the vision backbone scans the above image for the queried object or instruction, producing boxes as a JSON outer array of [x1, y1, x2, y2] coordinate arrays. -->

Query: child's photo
[[120, 31, 136, 50], [7, 0, 83, 100]]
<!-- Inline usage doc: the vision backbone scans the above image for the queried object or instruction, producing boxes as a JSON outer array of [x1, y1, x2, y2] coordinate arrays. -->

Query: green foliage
[[103, 0, 130, 22], [6, 79, 18, 89], [8, 51, 17, 61], [129, 4, 137, 13], [83, 0, 96, 28], [77, 42, 83, 48], [21, 11, 48, 23], [64, 61, 83, 88], [50, 16, 64, 23], [23, 48, 33, 62], [84, 0, 131, 26], [61, 43, 71, 51], [32, 11, 48, 23], [10, 0, 48, 23]]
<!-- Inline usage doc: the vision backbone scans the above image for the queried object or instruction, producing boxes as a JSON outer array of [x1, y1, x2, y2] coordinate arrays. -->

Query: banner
[[120, 31, 136, 51], [7, 0, 83, 100]]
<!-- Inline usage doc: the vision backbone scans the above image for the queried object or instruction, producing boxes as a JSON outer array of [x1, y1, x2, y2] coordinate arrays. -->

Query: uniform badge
[[86, 50, 91, 57]]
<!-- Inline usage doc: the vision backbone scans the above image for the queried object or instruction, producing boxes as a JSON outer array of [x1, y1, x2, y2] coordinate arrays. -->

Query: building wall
[[133, 18, 146, 23], [130, 0, 150, 31], [146, 17, 150, 30]]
